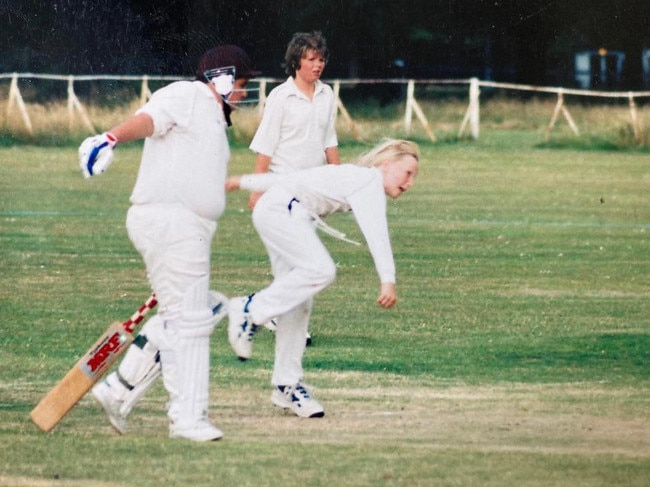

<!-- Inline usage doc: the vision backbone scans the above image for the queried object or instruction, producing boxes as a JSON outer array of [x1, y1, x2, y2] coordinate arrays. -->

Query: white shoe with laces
[[169, 419, 223, 442], [227, 295, 259, 361], [92, 380, 128, 434], [271, 382, 325, 418]]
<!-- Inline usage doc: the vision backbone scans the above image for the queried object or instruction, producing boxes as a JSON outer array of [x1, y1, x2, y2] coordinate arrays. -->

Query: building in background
[[574, 49, 626, 89]]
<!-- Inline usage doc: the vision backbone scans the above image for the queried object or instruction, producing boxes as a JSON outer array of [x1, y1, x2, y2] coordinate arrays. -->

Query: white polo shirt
[[249, 77, 338, 174], [129, 81, 230, 222]]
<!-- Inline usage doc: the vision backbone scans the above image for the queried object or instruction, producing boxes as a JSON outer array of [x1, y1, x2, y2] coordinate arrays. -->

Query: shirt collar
[[286, 76, 325, 99]]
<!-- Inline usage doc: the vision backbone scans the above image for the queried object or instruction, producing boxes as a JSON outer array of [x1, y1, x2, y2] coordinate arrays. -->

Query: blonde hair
[[355, 139, 420, 168]]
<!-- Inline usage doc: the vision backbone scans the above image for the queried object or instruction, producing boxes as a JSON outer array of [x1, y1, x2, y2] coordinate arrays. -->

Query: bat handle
[[122, 294, 157, 334]]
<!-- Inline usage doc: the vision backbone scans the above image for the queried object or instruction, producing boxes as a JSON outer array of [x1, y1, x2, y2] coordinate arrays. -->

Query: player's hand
[[79, 132, 117, 178], [377, 282, 397, 308], [225, 176, 241, 191], [248, 192, 263, 210]]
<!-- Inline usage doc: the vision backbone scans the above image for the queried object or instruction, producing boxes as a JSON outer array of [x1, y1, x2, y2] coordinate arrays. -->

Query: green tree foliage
[[1, 0, 649, 87]]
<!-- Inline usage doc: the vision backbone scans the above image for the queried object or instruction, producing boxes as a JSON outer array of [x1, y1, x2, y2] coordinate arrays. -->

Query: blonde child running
[[225, 139, 419, 417]]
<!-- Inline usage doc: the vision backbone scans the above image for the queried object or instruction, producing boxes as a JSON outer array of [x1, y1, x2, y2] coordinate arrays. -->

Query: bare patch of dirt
[[209, 377, 650, 458], [514, 287, 647, 299], [0, 476, 126, 487], [7, 375, 649, 462]]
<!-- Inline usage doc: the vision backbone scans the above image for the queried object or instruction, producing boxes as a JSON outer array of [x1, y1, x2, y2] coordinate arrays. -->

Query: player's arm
[[109, 113, 154, 143], [347, 177, 397, 308], [248, 153, 272, 210], [325, 146, 340, 165], [226, 173, 281, 192]]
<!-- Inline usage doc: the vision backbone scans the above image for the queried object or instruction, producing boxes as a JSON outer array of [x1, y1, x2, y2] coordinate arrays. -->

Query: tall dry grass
[[1, 86, 649, 148]]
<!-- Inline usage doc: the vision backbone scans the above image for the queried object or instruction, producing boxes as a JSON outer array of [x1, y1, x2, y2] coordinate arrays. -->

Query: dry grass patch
[[0, 476, 128, 487], [51, 375, 648, 459]]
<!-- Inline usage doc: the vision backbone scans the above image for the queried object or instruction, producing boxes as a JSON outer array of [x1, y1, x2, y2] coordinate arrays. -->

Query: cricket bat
[[30, 295, 157, 432]]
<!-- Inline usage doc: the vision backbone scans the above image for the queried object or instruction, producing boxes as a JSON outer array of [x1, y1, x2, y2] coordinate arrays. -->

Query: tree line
[[1, 0, 649, 88]]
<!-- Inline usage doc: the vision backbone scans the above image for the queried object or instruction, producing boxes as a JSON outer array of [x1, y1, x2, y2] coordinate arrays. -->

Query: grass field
[[0, 130, 649, 486]]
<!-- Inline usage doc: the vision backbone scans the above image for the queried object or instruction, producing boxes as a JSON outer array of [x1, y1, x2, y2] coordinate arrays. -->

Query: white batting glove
[[79, 132, 117, 178]]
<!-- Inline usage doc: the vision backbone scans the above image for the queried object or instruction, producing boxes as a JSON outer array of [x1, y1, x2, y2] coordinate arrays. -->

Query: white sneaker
[[227, 295, 259, 361], [169, 419, 223, 442], [271, 383, 325, 418], [92, 380, 127, 434]]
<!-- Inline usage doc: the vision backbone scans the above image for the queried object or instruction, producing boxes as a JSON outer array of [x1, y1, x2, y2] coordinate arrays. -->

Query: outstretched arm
[[226, 173, 281, 193], [248, 153, 272, 209], [346, 174, 398, 309]]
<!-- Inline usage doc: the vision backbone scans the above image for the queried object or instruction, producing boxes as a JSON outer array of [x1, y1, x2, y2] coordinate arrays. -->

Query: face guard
[[204, 65, 260, 107], [204, 66, 236, 96]]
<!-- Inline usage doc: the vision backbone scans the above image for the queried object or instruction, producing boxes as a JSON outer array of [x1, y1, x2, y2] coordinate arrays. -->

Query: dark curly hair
[[284, 31, 329, 77]]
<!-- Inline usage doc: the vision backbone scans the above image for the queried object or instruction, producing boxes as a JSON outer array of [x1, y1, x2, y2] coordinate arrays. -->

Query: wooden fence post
[[459, 77, 480, 139], [7, 73, 33, 134], [67, 76, 95, 134], [333, 80, 361, 140], [404, 80, 414, 133], [545, 89, 579, 140], [403, 80, 436, 142], [628, 93, 641, 143], [257, 78, 267, 116], [140, 75, 152, 105]]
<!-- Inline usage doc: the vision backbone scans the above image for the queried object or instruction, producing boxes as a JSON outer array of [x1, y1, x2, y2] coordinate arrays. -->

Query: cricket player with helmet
[[79, 45, 260, 441]]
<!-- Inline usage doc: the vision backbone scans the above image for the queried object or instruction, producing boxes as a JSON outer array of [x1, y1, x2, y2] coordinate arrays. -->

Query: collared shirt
[[130, 81, 230, 221], [249, 76, 338, 174]]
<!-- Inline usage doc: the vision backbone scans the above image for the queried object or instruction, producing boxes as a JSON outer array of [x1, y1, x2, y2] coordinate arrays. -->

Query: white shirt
[[240, 164, 396, 283], [249, 77, 338, 174], [130, 81, 230, 221]]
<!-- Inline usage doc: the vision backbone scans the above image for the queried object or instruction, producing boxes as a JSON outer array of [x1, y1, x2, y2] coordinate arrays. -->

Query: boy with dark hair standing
[[248, 31, 340, 348]]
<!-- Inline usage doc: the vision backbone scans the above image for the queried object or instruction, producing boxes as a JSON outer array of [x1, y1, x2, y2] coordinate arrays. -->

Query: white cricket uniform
[[239, 164, 395, 386], [249, 77, 338, 174], [127, 80, 229, 321], [117, 80, 229, 434]]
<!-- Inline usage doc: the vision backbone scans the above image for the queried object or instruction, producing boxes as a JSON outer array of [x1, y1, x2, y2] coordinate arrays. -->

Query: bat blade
[[29, 364, 97, 432], [30, 296, 157, 432], [30, 322, 133, 432]]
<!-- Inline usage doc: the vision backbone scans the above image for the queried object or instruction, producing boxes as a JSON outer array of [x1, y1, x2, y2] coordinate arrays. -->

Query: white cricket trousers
[[251, 188, 336, 386], [126, 203, 216, 322], [125, 203, 218, 429]]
